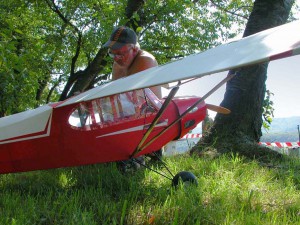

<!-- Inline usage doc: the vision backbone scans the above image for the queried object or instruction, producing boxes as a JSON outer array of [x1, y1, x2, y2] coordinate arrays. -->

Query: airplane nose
[[172, 97, 207, 138]]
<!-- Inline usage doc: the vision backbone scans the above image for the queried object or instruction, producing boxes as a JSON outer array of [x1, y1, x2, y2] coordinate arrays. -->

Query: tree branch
[[209, 0, 250, 20], [44, 0, 82, 77], [125, 0, 146, 29]]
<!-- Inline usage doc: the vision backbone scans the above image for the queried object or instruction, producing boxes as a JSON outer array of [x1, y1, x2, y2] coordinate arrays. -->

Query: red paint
[[0, 89, 206, 174]]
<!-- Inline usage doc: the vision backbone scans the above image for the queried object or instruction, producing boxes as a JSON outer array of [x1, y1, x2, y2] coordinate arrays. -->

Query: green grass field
[[1, 153, 300, 225]]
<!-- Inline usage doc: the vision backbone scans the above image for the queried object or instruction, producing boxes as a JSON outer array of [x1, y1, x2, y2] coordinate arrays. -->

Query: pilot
[[103, 26, 161, 98]]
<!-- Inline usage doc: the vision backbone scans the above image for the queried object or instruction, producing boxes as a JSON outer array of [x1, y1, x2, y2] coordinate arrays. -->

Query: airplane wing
[[58, 20, 300, 108], [0, 105, 53, 143]]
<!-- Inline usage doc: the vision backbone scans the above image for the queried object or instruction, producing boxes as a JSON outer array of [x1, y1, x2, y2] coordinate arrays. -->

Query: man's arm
[[112, 63, 127, 81]]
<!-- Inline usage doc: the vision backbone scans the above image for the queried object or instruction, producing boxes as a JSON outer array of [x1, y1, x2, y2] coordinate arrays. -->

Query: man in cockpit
[[103, 26, 161, 98], [103, 26, 163, 169]]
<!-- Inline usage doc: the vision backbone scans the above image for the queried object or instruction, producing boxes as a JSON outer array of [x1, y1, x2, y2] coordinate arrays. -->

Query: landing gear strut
[[130, 153, 198, 187]]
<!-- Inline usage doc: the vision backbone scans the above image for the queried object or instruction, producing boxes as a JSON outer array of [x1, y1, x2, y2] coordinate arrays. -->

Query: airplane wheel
[[172, 171, 198, 187]]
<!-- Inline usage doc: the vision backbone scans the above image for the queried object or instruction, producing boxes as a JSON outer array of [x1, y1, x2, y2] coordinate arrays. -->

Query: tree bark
[[191, 0, 294, 159]]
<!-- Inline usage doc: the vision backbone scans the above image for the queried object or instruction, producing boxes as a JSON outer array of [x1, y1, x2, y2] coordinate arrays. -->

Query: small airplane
[[1, 20, 300, 186]]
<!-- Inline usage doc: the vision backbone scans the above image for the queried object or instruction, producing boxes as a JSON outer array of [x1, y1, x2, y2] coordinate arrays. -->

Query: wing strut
[[130, 83, 180, 158], [135, 72, 237, 154]]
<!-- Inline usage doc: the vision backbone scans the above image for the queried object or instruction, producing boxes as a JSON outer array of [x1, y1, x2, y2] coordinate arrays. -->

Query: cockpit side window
[[68, 89, 161, 129], [68, 103, 91, 128], [118, 92, 138, 117], [100, 97, 114, 122]]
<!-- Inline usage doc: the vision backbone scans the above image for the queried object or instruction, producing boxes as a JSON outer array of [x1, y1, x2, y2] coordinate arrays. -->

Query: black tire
[[172, 171, 198, 187]]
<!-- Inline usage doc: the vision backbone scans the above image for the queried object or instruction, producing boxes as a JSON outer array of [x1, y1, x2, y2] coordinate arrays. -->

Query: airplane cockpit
[[68, 88, 162, 129]]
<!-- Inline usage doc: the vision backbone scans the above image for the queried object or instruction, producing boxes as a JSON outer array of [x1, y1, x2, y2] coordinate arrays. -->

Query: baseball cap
[[103, 26, 137, 50]]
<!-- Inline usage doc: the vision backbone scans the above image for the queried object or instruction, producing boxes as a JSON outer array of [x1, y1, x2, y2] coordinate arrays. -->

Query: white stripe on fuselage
[[96, 120, 168, 138]]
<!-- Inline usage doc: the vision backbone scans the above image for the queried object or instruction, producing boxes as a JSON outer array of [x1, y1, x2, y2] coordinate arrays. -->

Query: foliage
[[1, 153, 300, 224], [0, 0, 255, 115], [262, 89, 275, 130], [0, 1, 48, 115]]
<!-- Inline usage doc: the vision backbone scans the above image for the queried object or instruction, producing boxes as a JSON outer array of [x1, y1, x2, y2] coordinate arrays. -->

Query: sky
[[162, 54, 300, 119]]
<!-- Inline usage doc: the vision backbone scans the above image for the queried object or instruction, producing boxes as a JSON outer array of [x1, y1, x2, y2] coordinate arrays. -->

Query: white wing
[[0, 105, 52, 143], [58, 20, 300, 107]]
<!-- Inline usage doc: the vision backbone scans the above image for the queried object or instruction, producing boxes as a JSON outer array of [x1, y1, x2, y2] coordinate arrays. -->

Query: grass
[[1, 153, 300, 225]]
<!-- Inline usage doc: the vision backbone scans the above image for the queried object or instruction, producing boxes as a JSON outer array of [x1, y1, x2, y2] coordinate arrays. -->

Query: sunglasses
[[108, 47, 133, 59]]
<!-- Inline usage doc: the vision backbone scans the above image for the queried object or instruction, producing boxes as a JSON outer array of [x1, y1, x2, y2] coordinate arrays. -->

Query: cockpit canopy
[[68, 88, 162, 129]]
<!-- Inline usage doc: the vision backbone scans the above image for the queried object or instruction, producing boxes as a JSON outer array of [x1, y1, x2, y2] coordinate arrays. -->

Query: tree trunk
[[191, 0, 294, 159], [60, 48, 108, 100], [59, 0, 146, 101]]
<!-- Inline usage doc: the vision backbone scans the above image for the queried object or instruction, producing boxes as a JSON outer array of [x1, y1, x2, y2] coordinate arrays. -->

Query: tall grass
[[1, 153, 300, 224]]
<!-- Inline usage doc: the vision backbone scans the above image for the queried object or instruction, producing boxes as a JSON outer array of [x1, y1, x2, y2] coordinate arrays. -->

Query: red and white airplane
[[1, 20, 300, 184]]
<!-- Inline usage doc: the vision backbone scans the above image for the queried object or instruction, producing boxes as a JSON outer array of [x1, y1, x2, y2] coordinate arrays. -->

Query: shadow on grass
[[194, 144, 300, 193], [1, 153, 300, 224], [0, 158, 173, 199]]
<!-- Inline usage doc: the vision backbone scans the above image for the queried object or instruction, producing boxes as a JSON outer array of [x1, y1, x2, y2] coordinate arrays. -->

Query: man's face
[[109, 45, 135, 67]]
